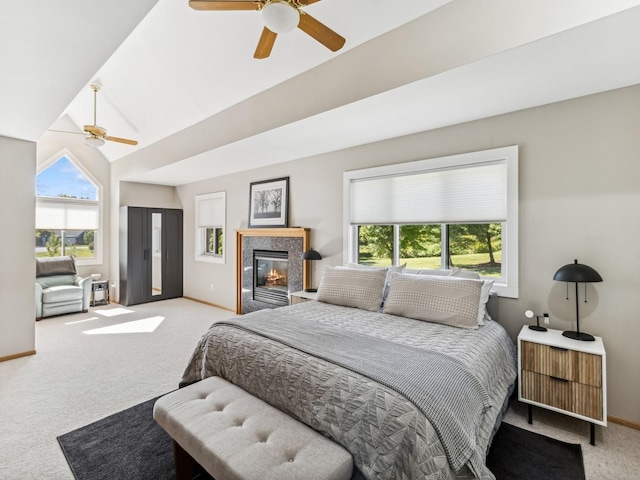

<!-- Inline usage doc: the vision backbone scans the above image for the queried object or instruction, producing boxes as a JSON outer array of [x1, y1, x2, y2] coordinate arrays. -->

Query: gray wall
[[0, 136, 36, 359], [176, 84, 640, 424]]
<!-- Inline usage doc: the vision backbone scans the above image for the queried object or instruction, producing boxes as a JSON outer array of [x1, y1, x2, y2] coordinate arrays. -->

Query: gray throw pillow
[[383, 273, 482, 329], [317, 266, 387, 312], [339, 263, 406, 309]]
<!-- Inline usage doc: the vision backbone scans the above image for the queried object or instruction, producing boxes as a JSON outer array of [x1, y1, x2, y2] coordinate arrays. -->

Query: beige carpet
[[0, 298, 232, 479], [1, 298, 638, 479]]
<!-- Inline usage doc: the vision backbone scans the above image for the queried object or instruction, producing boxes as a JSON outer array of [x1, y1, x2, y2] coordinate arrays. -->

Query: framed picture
[[248, 177, 289, 228]]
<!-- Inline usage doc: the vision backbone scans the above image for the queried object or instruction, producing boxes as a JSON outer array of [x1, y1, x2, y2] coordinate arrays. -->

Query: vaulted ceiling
[[3, 0, 640, 186]]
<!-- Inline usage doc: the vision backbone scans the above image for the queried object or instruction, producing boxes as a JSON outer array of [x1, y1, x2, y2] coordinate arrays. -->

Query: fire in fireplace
[[253, 250, 289, 306]]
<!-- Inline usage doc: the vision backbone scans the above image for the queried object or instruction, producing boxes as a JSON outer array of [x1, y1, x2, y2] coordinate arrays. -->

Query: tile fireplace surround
[[235, 228, 310, 314]]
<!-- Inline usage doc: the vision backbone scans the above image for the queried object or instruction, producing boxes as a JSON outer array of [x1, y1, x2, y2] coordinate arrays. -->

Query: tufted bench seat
[[153, 376, 354, 480]]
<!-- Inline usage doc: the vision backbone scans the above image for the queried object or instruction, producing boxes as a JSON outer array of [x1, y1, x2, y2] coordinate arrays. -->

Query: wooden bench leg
[[173, 440, 196, 480]]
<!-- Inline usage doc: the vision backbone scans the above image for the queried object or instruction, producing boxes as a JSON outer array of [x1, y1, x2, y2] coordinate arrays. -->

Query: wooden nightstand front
[[518, 326, 606, 445], [289, 290, 318, 305]]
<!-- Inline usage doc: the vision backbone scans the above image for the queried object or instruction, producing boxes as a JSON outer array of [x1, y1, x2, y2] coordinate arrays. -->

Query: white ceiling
[[4, 0, 640, 186], [0, 0, 158, 142]]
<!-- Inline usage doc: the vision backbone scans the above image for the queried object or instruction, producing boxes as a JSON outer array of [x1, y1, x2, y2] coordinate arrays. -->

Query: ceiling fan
[[49, 84, 138, 147], [189, 0, 346, 59]]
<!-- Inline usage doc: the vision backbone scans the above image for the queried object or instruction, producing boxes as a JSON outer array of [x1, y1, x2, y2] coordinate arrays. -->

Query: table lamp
[[301, 248, 322, 292], [553, 259, 602, 341]]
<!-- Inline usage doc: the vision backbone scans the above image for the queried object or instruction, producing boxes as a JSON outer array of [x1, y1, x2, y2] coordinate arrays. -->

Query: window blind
[[197, 193, 225, 228], [349, 160, 506, 225], [35, 198, 99, 230]]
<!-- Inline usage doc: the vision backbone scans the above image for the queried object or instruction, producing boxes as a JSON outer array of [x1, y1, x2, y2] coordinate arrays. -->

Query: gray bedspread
[[181, 301, 517, 480]]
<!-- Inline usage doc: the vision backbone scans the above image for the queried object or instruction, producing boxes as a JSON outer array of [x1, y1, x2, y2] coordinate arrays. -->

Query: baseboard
[[609, 415, 640, 431], [183, 296, 235, 313], [0, 350, 36, 363]]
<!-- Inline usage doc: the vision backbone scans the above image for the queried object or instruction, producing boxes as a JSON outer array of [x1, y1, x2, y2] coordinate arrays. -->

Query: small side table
[[517, 326, 606, 445], [91, 280, 110, 307], [290, 290, 318, 305]]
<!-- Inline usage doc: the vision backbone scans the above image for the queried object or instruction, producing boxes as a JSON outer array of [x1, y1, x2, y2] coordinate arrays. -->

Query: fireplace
[[236, 227, 309, 314], [253, 250, 289, 306]]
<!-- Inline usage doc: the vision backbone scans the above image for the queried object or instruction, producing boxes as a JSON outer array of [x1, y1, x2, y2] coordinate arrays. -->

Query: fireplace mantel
[[235, 228, 310, 314]]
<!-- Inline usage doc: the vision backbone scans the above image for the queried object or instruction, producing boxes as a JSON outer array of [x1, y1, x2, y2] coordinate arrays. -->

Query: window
[[344, 146, 518, 297], [195, 192, 225, 264], [35, 152, 102, 265], [357, 223, 502, 276]]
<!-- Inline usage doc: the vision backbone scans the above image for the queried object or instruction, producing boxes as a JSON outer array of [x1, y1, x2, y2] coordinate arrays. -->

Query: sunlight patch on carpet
[[65, 317, 100, 325], [83, 316, 165, 335], [94, 307, 135, 317]]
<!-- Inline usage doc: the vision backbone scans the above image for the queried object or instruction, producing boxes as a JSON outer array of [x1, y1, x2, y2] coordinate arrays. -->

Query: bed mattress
[[181, 300, 517, 480]]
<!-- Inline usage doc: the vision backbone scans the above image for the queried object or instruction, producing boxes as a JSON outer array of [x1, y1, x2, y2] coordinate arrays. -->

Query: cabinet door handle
[[550, 376, 569, 382], [550, 346, 568, 352]]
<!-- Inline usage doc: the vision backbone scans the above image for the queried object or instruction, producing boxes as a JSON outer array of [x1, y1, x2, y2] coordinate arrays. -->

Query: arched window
[[35, 151, 103, 265]]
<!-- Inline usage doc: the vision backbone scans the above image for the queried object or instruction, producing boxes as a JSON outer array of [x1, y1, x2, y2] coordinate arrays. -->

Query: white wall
[[176, 84, 640, 423], [119, 181, 182, 209], [0, 136, 36, 359]]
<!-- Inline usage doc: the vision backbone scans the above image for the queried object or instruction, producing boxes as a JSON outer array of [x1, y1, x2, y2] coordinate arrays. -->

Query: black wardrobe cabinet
[[119, 206, 183, 306]]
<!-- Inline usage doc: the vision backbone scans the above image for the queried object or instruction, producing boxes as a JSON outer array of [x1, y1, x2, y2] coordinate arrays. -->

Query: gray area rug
[[58, 395, 584, 480]]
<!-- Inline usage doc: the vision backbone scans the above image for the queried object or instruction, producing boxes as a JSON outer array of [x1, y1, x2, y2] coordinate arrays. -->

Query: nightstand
[[289, 290, 318, 305], [517, 326, 606, 445], [91, 280, 110, 307]]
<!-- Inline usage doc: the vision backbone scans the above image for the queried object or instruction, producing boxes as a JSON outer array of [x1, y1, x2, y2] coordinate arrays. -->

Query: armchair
[[35, 256, 91, 321]]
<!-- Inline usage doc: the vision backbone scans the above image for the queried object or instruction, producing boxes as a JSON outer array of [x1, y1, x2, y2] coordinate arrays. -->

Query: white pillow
[[448, 267, 480, 279], [447, 268, 493, 325], [383, 273, 482, 329], [478, 280, 494, 323], [317, 266, 387, 312], [412, 268, 453, 277]]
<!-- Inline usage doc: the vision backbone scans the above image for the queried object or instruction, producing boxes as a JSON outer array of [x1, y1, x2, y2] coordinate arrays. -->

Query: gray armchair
[[35, 256, 91, 320]]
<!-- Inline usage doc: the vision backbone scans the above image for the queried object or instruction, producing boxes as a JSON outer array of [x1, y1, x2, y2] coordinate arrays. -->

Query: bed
[[181, 268, 517, 480]]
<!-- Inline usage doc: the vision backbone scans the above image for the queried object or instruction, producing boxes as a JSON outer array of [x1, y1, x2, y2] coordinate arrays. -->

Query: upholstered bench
[[153, 376, 354, 480]]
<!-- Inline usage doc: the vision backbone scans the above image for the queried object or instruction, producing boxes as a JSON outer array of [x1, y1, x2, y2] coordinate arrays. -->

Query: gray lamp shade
[[553, 259, 602, 283], [301, 249, 322, 261]]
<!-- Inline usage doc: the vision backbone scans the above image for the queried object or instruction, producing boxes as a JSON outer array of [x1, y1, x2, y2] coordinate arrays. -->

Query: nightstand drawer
[[522, 341, 577, 380], [290, 295, 310, 305], [289, 290, 318, 305], [521, 341, 602, 387], [574, 383, 603, 421], [578, 352, 602, 388], [521, 371, 573, 412]]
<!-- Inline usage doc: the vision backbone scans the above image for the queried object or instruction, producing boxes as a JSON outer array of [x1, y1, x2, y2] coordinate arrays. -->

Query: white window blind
[[197, 193, 225, 228], [35, 198, 99, 230], [349, 160, 506, 225]]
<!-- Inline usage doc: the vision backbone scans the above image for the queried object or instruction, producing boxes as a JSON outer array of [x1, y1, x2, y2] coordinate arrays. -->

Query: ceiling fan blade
[[297, 13, 345, 52], [254, 27, 277, 59], [105, 136, 138, 146], [189, 0, 262, 11], [299, 0, 322, 5], [47, 129, 84, 135]]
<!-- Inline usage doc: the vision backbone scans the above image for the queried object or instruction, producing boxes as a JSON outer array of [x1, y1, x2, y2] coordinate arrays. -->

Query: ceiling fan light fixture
[[262, 1, 300, 34], [85, 135, 105, 147]]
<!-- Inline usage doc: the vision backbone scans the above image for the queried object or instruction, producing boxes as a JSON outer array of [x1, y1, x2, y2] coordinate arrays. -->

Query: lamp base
[[562, 330, 595, 341], [528, 325, 548, 332], [304, 288, 317, 293]]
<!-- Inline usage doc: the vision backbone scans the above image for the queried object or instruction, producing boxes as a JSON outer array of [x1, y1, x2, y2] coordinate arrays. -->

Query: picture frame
[[248, 177, 289, 228]]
